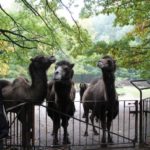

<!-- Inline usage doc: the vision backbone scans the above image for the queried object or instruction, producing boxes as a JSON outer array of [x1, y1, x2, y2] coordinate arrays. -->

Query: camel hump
[[12, 77, 30, 88], [2, 77, 30, 98]]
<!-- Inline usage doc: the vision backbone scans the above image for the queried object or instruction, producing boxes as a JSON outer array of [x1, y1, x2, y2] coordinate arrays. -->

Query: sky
[[0, 0, 83, 19], [0, 0, 18, 10]]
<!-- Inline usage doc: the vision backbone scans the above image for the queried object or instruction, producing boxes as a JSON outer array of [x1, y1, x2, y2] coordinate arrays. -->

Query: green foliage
[[0, 0, 150, 79], [0, 0, 93, 78], [79, 0, 150, 78]]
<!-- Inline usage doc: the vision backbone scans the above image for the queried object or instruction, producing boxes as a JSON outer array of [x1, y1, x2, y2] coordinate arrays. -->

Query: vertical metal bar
[[17, 114, 19, 146], [111, 115, 114, 143], [144, 100, 148, 142], [38, 105, 41, 147], [134, 101, 138, 142], [123, 101, 125, 143], [117, 101, 120, 143], [58, 111, 61, 144], [10, 112, 12, 147], [31, 104, 35, 147], [20, 120, 21, 149], [79, 101, 81, 145], [139, 90, 143, 144], [99, 116, 100, 145], [128, 107, 131, 139], [73, 112, 75, 145], [13, 113, 15, 145], [46, 104, 48, 147], [92, 112, 94, 145]]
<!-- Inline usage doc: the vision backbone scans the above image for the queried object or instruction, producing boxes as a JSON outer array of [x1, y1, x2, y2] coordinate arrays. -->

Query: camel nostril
[[55, 71, 59, 75]]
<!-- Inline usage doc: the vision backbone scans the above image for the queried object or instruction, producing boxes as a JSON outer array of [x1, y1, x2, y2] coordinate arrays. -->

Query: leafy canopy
[[0, 0, 92, 77], [0, 0, 150, 78], [79, 0, 150, 78]]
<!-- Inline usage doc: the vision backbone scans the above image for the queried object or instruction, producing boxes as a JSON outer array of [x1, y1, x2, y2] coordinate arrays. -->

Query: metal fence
[[130, 79, 150, 146], [143, 97, 150, 145], [0, 80, 150, 149], [1, 99, 139, 149]]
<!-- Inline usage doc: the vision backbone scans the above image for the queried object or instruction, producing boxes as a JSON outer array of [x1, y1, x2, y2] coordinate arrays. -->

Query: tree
[[79, 0, 150, 78], [0, 0, 92, 77]]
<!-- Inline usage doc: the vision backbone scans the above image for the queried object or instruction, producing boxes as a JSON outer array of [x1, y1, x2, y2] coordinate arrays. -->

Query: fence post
[[22, 103, 34, 149], [130, 79, 150, 147], [31, 104, 35, 146], [134, 100, 138, 142], [139, 90, 143, 145]]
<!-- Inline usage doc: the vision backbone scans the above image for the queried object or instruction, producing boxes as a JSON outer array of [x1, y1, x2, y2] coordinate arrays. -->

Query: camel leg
[[18, 106, 33, 150], [83, 104, 89, 136], [51, 120, 55, 136], [62, 117, 70, 144], [90, 113, 99, 135], [82, 104, 86, 118], [53, 118, 60, 145], [83, 103, 89, 136], [107, 113, 113, 143], [101, 119, 107, 147]]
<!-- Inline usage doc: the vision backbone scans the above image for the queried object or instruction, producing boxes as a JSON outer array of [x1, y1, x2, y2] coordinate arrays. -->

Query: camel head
[[29, 55, 56, 72], [53, 60, 74, 81], [97, 55, 116, 72]]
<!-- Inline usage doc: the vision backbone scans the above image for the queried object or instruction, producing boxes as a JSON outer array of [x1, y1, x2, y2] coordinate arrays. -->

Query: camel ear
[[70, 63, 74, 69]]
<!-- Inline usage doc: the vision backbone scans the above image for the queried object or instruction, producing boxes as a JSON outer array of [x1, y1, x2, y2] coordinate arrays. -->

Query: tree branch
[[2, 32, 35, 49], [21, 0, 61, 49], [59, 0, 83, 43], [0, 29, 53, 48], [45, 0, 64, 27]]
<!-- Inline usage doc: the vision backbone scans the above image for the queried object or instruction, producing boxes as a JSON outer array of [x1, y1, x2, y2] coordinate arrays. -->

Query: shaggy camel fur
[[47, 60, 75, 145]]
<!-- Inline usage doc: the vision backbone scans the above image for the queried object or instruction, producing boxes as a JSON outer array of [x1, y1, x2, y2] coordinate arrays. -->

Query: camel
[[0, 55, 56, 146], [79, 82, 88, 103], [47, 60, 76, 145], [82, 56, 119, 146]]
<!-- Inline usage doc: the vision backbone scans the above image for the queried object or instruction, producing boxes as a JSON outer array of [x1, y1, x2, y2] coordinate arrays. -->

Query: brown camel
[[47, 60, 76, 145], [82, 56, 119, 146], [1, 55, 56, 110], [0, 55, 56, 146]]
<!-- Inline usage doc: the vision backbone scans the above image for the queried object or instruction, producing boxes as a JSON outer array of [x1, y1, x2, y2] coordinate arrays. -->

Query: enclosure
[[0, 80, 149, 150]]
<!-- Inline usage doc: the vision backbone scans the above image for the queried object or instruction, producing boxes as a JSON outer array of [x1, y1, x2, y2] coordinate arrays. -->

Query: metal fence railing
[[0, 79, 149, 149], [130, 79, 150, 147], [1, 99, 139, 149]]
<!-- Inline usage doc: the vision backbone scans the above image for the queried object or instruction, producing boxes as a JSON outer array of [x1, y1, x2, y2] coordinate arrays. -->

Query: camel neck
[[54, 80, 72, 100], [29, 69, 47, 102], [30, 69, 47, 87], [102, 71, 116, 101]]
